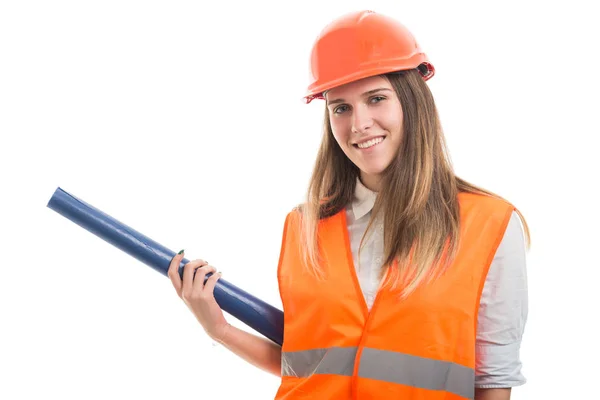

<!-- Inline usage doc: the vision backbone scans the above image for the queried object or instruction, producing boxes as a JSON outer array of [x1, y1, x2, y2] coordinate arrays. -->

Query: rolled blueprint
[[47, 187, 284, 345]]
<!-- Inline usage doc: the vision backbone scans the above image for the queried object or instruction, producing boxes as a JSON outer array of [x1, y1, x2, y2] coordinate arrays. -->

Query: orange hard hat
[[304, 10, 435, 104]]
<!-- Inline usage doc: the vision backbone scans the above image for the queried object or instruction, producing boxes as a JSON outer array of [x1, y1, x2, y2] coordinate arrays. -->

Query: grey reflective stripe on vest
[[282, 346, 474, 400], [282, 347, 357, 377], [359, 347, 474, 399]]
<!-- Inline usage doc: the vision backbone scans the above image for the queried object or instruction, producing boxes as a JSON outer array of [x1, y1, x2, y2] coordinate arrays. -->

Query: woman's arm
[[475, 211, 528, 393], [475, 388, 511, 400], [217, 323, 282, 376], [167, 253, 282, 377]]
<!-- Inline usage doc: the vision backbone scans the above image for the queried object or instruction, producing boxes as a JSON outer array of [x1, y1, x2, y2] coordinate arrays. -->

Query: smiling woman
[[168, 9, 531, 400]]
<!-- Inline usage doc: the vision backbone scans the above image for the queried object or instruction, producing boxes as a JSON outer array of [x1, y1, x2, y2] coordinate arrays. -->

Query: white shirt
[[346, 177, 528, 388]]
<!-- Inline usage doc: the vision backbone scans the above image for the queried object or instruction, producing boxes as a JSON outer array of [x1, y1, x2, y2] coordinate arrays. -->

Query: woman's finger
[[192, 264, 217, 294], [202, 270, 222, 297], [167, 250, 185, 296], [182, 258, 209, 299]]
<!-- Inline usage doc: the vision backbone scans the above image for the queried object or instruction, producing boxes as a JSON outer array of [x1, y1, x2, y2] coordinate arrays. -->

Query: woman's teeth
[[356, 137, 384, 149]]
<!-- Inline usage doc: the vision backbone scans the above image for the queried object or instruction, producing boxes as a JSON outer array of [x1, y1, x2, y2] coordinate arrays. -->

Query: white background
[[1, 1, 598, 399]]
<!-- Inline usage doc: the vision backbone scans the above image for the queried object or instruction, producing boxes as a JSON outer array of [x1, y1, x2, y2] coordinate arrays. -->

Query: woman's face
[[325, 75, 403, 192]]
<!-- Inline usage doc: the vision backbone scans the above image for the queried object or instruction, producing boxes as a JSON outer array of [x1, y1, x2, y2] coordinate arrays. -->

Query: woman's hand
[[167, 250, 229, 342]]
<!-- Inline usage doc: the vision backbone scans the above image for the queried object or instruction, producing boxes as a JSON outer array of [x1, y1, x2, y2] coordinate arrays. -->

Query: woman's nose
[[351, 104, 374, 134]]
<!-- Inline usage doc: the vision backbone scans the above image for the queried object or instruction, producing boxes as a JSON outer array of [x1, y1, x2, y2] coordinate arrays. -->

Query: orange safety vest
[[275, 192, 516, 400]]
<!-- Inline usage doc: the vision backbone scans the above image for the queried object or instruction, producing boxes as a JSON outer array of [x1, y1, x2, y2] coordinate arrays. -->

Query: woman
[[167, 10, 530, 400]]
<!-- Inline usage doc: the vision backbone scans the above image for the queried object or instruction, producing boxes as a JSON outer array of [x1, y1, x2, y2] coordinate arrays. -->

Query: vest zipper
[[340, 209, 392, 399]]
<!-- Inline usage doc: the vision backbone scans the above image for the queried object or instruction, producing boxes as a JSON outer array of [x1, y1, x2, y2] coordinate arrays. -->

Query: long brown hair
[[297, 69, 531, 298]]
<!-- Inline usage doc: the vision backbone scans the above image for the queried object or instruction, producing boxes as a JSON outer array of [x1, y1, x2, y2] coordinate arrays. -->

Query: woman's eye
[[370, 96, 385, 104], [334, 105, 349, 114]]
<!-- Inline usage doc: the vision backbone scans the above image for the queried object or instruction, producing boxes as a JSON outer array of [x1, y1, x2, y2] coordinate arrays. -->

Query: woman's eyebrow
[[327, 88, 392, 105]]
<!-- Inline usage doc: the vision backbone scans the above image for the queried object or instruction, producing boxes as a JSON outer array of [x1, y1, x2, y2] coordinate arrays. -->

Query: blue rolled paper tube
[[47, 187, 284, 346]]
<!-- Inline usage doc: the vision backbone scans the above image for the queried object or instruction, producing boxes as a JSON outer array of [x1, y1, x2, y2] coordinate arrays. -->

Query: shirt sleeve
[[475, 210, 528, 388]]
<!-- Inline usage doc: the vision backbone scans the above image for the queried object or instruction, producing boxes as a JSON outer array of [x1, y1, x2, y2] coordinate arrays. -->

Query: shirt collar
[[351, 177, 377, 220]]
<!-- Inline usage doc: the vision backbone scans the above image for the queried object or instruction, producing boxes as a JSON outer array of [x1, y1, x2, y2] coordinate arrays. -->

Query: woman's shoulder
[[458, 191, 515, 212]]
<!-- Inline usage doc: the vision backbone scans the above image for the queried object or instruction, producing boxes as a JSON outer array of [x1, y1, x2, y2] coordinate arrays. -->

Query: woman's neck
[[359, 172, 382, 193]]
